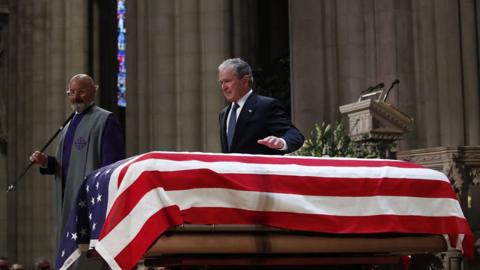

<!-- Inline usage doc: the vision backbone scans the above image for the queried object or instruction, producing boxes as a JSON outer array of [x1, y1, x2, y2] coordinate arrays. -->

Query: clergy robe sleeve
[[40, 155, 57, 175], [101, 114, 125, 166]]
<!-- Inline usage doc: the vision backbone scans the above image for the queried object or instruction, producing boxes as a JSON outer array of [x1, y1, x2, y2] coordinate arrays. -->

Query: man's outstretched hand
[[257, 136, 285, 150]]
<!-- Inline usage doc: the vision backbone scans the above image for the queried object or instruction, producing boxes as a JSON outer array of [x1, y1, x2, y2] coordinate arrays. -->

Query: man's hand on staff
[[30, 151, 48, 167]]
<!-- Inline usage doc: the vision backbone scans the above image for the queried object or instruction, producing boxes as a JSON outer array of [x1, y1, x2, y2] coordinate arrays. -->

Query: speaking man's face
[[218, 67, 250, 103], [67, 79, 96, 113]]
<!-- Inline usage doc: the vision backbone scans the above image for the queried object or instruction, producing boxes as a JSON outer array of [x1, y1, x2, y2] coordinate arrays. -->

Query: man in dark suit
[[218, 58, 304, 155]]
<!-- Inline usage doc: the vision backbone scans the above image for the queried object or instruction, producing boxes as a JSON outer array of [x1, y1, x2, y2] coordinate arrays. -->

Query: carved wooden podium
[[339, 91, 414, 158], [339, 98, 414, 142]]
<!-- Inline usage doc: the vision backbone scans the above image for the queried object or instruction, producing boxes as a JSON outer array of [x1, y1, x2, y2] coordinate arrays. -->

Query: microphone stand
[[383, 80, 400, 102], [6, 111, 76, 193]]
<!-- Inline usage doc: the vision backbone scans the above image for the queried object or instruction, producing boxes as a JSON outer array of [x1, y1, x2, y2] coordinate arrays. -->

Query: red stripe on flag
[[180, 207, 472, 235], [137, 170, 456, 198]]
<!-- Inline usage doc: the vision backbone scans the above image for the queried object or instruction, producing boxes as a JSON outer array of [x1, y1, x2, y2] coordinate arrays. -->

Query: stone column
[[458, 0, 480, 145], [0, 1, 9, 259], [289, 0, 339, 133], [412, 0, 465, 147], [290, 0, 414, 138], [289, 0, 480, 149], [229, 0, 258, 65], [126, 0, 233, 156]]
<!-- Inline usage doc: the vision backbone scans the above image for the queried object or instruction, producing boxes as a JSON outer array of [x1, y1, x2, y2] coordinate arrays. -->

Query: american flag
[[56, 151, 473, 270]]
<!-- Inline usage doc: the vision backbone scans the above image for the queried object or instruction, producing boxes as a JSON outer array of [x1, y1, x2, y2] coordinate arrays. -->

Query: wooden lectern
[[339, 96, 414, 142]]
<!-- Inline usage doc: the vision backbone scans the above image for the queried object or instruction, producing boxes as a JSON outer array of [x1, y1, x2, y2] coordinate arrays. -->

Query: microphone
[[383, 79, 400, 102], [371, 82, 385, 91], [361, 83, 384, 94], [361, 86, 374, 94]]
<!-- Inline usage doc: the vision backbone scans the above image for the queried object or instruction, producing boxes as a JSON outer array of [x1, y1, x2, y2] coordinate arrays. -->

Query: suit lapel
[[220, 106, 229, 151]]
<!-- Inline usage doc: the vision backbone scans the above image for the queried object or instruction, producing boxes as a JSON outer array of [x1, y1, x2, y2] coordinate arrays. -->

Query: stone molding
[[398, 146, 480, 209]]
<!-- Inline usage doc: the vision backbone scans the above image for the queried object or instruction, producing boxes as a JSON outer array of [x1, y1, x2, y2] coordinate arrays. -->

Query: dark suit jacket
[[219, 93, 304, 155]]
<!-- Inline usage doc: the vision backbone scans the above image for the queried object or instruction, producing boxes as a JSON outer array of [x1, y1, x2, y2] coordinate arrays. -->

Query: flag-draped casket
[[56, 151, 473, 270]]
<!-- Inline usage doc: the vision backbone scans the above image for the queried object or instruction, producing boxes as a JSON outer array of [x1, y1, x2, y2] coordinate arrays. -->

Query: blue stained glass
[[117, 0, 127, 107]]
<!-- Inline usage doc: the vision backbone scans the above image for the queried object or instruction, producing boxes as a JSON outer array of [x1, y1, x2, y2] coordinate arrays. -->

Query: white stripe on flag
[[170, 188, 464, 217]]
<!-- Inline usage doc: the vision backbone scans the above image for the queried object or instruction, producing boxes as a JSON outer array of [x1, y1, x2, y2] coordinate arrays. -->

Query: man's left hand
[[257, 136, 285, 150]]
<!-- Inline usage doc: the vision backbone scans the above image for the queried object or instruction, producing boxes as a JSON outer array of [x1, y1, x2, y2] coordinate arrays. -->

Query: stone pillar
[[289, 0, 480, 149], [411, 0, 465, 147], [126, 0, 245, 156], [289, 0, 340, 133], [458, 0, 480, 146], [0, 1, 9, 259], [290, 0, 415, 139], [290, 0, 407, 134], [229, 0, 258, 65]]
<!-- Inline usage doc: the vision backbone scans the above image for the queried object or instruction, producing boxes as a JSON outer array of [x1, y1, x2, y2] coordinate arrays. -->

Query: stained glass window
[[117, 0, 127, 107]]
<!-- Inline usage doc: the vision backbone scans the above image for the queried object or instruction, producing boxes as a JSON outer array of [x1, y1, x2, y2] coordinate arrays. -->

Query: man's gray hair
[[218, 58, 253, 85]]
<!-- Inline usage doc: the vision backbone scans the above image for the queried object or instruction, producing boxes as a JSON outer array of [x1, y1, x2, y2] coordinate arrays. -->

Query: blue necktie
[[227, 103, 240, 150]]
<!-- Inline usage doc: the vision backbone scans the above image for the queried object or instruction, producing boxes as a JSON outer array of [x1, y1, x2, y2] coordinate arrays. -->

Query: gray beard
[[71, 102, 93, 113]]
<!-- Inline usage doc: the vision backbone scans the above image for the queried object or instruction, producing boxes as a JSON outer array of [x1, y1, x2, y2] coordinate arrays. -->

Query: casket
[[143, 225, 448, 267], [56, 152, 473, 270]]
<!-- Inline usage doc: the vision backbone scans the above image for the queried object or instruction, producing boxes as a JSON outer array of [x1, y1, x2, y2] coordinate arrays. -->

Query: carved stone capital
[[470, 169, 480, 185], [442, 161, 466, 193], [398, 146, 480, 200]]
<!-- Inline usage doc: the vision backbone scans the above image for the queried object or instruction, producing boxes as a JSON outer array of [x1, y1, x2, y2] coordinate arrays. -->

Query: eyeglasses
[[66, 88, 89, 96]]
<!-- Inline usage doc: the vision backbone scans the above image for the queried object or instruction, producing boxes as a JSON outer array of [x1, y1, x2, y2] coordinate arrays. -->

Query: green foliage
[[294, 122, 391, 158]]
